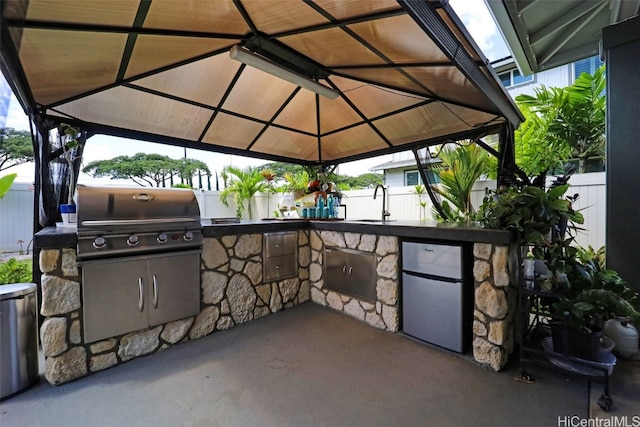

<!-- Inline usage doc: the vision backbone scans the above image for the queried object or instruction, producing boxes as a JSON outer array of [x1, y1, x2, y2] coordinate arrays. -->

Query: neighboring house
[[376, 55, 605, 186]]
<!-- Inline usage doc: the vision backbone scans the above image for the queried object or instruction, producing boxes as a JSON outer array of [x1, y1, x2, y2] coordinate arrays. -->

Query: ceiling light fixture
[[229, 45, 339, 100]]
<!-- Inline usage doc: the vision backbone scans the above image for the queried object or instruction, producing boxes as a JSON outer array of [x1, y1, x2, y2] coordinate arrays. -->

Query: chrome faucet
[[373, 184, 391, 221]]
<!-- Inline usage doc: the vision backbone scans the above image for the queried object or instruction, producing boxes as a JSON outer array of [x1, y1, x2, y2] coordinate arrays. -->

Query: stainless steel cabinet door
[[147, 252, 200, 326], [402, 272, 464, 352], [82, 258, 148, 343], [324, 248, 376, 302], [324, 248, 350, 295]]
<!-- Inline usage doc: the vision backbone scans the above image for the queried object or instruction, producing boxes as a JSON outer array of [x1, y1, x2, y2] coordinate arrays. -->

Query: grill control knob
[[93, 236, 107, 249], [157, 232, 168, 244], [183, 231, 194, 242], [127, 234, 140, 246]]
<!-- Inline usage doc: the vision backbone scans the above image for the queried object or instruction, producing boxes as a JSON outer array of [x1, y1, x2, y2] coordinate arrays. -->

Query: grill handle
[[138, 277, 144, 312], [80, 217, 198, 227], [152, 275, 159, 309]]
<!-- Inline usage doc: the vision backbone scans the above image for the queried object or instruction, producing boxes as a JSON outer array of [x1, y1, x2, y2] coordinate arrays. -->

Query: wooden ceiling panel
[[201, 112, 264, 150], [125, 36, 237, 80], [4, 0, 138, 26], [280, 27, 385, 67], [144, 0, 249, 33], [223, 67, 300, 121], [55, 86, 212, 141], [242, 0, 328, 34], [320, 124, 388, 160], [349, 15, 450, 64], [252, 127, 318, 161], [135, 55, 241, 109], [18, 29, 126, 106]]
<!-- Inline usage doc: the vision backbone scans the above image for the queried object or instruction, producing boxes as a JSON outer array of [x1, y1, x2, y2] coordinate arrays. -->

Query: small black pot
[[551, 322, 602, 361]]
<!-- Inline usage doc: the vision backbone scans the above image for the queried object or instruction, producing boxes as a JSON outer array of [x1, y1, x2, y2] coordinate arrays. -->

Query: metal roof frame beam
[[398, 0, 523, 128]]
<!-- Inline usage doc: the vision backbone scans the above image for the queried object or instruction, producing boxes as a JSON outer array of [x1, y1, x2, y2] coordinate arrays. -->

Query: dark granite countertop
[[201, 218, 512, 244], [34, 219, 512, 249]]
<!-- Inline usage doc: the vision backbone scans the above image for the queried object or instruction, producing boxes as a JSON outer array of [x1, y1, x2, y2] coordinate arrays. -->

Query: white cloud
[[449, 0, 510, 61]]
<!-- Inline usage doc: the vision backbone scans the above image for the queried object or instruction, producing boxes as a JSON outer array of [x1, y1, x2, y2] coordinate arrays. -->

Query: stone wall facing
[[308, 230, 400, 332], [471, 242, 517, 371], [38, 232, 310, 385]]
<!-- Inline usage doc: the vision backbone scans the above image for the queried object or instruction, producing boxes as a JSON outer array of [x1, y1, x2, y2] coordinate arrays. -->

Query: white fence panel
[[0, 173, 606, 254], [0, 182, 35, 253]]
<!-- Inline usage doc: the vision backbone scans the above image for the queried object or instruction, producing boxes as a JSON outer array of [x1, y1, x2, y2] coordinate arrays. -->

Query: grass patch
[[0, 258, 33, 285]]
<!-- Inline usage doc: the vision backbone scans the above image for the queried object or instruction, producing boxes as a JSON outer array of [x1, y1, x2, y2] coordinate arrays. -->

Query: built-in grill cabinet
[[76, 185, 203, 344], [263, 232, 297, 282], [82, 251, 200, 343]]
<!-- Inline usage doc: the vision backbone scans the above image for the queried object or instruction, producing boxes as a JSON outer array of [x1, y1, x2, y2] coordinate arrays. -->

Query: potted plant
[[549, 246, 640, 360], [58, 124, 81, 225]]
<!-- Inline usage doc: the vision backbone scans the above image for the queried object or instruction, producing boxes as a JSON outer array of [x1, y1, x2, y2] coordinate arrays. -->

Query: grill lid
[[77, 185, 201, 232]]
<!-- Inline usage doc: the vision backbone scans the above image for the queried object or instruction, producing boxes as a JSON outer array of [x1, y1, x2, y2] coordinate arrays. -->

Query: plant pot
[[60, 203, 77, 225], [551, 322, 602, 361]]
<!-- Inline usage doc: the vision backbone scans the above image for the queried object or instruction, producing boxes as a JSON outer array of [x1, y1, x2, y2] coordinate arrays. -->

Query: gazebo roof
[[1, 0, 522, 167]]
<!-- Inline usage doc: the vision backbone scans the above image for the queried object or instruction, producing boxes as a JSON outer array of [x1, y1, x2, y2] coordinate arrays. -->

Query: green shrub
[[0, 258, 32, 285]]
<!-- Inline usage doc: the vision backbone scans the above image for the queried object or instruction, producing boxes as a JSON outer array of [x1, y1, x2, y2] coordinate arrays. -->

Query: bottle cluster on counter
[[301, 193, 339, 219]]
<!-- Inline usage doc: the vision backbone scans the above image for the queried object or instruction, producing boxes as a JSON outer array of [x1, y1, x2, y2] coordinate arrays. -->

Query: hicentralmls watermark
[[558, 416, 640, 427]]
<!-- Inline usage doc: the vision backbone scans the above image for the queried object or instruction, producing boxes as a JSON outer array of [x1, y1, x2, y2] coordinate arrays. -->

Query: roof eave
[[483, 0, 535, 76]]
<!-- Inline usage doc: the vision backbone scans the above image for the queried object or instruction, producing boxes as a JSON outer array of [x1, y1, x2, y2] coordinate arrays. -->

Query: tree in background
[[515, 66, 605, 175], [262, 161, 382, 190], [0, 128, 34, 171], [220, 165, 268, 219], [83, 153, 210, 187], [411, 184, 428, 221]]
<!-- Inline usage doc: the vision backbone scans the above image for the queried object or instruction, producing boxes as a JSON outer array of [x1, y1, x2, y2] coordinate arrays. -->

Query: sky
[[2, 0, 510, 185]]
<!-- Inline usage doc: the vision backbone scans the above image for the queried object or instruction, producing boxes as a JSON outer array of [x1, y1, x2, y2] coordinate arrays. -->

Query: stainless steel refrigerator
[[402, 241, 472, 353]]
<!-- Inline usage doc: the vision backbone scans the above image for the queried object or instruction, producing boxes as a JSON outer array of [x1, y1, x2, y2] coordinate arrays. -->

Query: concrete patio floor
[[1, 303, 638, 426]]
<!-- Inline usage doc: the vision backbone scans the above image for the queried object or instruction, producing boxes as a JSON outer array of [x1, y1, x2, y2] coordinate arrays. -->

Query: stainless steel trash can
[[1, 283, 39, 400]]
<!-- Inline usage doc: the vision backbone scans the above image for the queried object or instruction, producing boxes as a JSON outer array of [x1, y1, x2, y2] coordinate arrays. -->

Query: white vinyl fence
[[0, 172, 606, 253], [0, 182, 35, 253]]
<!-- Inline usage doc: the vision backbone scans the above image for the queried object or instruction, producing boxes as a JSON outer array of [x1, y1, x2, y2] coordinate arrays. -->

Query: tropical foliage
[[220, 165, 269, 219], [432, 143, 491, 221], [0, 258, 32, 285], [0, 173, 17, 198], [83, 153, 210, 187], [411, 184, 428, 221], [261, 161, 382, 190], [515, 66, 605, 174]]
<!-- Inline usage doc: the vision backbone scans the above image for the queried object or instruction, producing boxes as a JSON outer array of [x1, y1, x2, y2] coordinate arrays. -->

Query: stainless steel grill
[[76, 185, 203, 260], [75, 185, 203, 343]]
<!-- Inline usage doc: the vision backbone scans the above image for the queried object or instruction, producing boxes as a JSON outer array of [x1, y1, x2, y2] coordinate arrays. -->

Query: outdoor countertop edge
[[33, 220, 511, 249]]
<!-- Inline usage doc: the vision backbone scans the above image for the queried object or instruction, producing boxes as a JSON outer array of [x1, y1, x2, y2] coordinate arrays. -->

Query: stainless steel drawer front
[[264, 232, 297, 258], [264, 255, 297, 282], [263, 232, 298, 282]]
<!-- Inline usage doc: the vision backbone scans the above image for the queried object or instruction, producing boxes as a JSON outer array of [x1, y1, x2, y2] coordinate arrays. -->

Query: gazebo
[[0, 0, 522, 231]]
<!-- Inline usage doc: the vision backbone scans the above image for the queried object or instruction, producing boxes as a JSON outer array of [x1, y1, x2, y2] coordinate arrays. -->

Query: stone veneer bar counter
[[34, 220, 515, 384]]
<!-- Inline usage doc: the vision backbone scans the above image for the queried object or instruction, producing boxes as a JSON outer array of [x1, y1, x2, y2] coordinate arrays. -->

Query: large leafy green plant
[[431, 143, 491, 221], [552, 245, 640, 332], [515, 66, 606, 174], [220, 165, 268, 219], [477, 183, 583, 244]]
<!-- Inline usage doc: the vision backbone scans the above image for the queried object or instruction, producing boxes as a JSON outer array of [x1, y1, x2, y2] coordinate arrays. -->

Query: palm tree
[[220, 166, 268, 219], [516, 66, 605, 174], [411, 184, 428, 221], [433, 143, 491, 220]]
